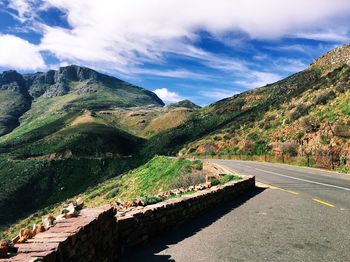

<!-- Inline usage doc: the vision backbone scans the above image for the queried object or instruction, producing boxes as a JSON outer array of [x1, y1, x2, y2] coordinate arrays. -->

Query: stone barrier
[[3, 175, 255, 261], [117, 175, 255, 253], [3, 206, 118, 262]]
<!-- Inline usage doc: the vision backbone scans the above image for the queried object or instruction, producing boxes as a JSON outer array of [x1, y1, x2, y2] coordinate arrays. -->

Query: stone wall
[[4, 206, 119, 262], [118, 175, 255, 252], [4, 175, 255, 261]]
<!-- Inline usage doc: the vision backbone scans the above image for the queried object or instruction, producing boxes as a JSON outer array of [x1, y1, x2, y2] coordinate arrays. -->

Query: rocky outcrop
[[0, 71, 32, 136], [310, 44, 350, 73]]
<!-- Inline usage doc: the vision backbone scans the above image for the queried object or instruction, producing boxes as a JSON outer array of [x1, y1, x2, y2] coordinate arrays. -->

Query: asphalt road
[[122, 160, 350, 262]]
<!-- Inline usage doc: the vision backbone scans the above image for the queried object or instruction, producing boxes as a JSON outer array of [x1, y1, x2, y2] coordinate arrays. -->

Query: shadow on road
[[121, 186, 265, 262]]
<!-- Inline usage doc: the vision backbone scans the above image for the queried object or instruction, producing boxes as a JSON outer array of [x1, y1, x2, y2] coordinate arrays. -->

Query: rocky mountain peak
[[0, 70, 25, 86], [56, 65, 99, 82], [310, 44, 350, 69]]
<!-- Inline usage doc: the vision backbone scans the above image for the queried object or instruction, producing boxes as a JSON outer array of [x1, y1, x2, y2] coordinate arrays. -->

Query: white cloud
[[0, 34, 46, 70], [200, 88, 239, 100], [8, 0, 32, 22], [6, 0, 350, 72], [153, 88, 184, 103]]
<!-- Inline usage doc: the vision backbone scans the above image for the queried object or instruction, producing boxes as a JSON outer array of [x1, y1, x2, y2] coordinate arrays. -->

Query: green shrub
[[290, 104, 309, 121], [209, 174, 241, 186], [341, 103, 350, 116], [140, 195, 163, 206], [338, 165, 350, 174], [192, 160, 203, 170], [295, 131, 305, 140], [320, 135, 331, 145], [105, 188, 119, 199], [252, 140, 272, 155], [210, 178, 221, 186], [220, 174, 241, 184]]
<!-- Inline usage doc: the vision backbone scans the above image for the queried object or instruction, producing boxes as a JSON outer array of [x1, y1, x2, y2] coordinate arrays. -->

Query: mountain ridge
[[1, 44, 350, 235], [0, 65, 164, 136]]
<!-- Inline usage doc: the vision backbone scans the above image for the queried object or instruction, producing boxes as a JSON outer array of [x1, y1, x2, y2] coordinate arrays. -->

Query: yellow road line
[[257, 181, 299, 195], [313, 198, 335, 207]]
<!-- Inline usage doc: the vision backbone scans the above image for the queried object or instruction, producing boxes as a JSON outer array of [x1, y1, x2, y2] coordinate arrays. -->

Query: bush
[[246, 132, 260, 142], [192, 160, 203, 170], [209, 174, 241, 186], [210, 178, 221, 186], [290, 104, 309, 121], [213, 135, 222, 141], [320, 135, 331, 145], [187, 147, 196, 154], [295, 131, 305, 140], [140, 195, 163, 206], [252, 140, 272, 155], [300, 116, 320, 132], [334, 124, 350, 138], [281, 141, 299, 156], [313, 90, 336, 105], [171, 171, 206, 189], [336, 83, 349, 93]]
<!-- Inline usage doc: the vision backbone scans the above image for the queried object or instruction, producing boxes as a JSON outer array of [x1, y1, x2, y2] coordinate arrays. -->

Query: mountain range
[[0, 45, 350, 231]]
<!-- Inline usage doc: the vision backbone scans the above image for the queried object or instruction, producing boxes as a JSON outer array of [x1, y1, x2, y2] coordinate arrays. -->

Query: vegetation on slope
[[144, 51, 350, 171], [0, 156, 205, 239]]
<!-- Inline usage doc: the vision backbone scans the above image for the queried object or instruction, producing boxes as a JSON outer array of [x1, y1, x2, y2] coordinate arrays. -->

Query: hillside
[[0, 65, 202, 230], [0, 156, 202, 238], [168, 100, 201, 109], [0, 65, 168, 228], [1, 45, 350, 236], [145, 45, 350, 171]]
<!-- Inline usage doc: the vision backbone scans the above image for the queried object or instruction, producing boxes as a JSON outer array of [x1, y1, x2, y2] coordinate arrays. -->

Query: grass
[[0, 156, 241, 239], [0, 156, 203, 239]]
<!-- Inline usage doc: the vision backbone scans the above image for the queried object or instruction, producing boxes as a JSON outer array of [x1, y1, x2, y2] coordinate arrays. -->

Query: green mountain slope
[[0, 65, 165, 227], [145, 45, 350, 171], [168, 99, 201, 109], [0, 65, 164, 137], [1, 45, 350, 233]]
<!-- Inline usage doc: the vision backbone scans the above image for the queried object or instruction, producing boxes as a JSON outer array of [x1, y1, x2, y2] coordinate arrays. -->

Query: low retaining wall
[[117, 175, 255, 252], [4, 207, 118, 262], [4, 175, 255, 261]]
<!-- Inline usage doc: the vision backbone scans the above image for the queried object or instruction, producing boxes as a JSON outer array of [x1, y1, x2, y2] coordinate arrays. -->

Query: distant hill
[[168, 100, 201, 109]]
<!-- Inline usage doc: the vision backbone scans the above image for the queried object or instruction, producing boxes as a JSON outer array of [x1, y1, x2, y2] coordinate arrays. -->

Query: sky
[[1, 0, 350, 105]]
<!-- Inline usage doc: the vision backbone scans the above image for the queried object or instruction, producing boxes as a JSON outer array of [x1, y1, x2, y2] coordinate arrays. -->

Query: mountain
[[0, 65, 164, 136], [145, 45, 350, 171], [0, 65, 167, 227], [1, 45, 350, 233], [168, 100, 201, 109]]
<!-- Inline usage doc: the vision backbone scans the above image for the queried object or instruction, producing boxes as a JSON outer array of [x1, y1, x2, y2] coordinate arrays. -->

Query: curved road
[[123, 160, 350, 262]]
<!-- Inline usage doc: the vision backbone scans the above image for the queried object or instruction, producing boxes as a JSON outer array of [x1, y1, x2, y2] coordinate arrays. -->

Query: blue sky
[[1, 0, 350, 105]]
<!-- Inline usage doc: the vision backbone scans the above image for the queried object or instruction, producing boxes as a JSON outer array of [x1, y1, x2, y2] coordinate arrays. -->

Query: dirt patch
[[71, 111, 98, 126]]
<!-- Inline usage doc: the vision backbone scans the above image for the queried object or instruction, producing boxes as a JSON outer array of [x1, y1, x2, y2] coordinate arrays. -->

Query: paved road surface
[[122, 160, 350, 262]]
